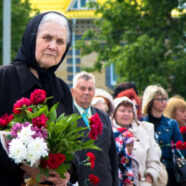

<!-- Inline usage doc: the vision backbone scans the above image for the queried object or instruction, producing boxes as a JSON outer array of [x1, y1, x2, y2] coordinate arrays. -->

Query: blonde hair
[[142, 84, 168, 116], [164, 95, 186, 119]]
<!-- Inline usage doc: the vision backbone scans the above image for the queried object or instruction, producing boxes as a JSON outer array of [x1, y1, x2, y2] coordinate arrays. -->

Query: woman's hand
[[43, 171, 70, 186], [145, 174, 153, 184], [20, 164, 42, 179], [21, 164, 70, 185]]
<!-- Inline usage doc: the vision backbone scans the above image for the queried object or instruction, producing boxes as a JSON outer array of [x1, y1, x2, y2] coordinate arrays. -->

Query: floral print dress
[[112, 126, 134, 186]]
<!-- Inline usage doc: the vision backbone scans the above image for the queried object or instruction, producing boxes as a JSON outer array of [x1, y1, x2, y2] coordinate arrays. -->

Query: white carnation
[[18, 125, 35, 145], [27, 138, 48, 166], [9, 138, 27, 164]]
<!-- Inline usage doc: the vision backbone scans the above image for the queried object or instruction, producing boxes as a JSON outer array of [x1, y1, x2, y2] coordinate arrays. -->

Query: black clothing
[[13, 11, 72, 108], [0, 62, 73, 116], [167, 167, 182, 186], [148, 113, 162, 130], [0, 62, 73, 186], [0, 11, 72, 186], [70, 106, 119, 186]]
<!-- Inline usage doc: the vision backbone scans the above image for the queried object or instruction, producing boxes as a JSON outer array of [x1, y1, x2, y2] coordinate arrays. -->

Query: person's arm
[[107, 117, 119, 186], [142, 122, 161, 183]]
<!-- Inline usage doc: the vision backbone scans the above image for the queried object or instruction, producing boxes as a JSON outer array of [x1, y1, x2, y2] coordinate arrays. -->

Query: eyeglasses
[[154, 98, 168, 102]]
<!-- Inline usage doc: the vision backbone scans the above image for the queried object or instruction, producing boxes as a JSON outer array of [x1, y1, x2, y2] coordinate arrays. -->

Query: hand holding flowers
[[0, 89, 103, 185]]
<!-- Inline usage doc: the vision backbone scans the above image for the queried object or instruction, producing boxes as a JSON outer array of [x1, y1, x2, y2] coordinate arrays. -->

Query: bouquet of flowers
[[0, 89, 103, 185]]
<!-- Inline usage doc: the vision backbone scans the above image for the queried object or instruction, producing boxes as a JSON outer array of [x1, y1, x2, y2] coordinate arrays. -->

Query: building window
[[68, 0, 96, 10], [110, 63, 117, 86], [106, 63, 117, 89]]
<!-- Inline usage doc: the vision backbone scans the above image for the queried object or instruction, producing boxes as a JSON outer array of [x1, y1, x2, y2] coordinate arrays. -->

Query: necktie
[[82, 109, 89, 127]]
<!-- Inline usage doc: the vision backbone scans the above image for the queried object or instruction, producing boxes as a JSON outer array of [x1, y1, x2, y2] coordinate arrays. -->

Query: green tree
[[76, 0, 186, 97], [0, 0, 39, 65]]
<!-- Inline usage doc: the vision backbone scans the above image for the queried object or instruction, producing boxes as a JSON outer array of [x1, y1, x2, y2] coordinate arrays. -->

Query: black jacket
[[70, 106, 119, 186], [0, 62, 73, 186]]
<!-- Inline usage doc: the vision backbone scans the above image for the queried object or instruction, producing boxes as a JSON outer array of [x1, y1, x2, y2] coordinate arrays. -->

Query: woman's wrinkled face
[[174, 108, 186, 126], [35, 21, 67, 69], [115, 105, 134, 127]]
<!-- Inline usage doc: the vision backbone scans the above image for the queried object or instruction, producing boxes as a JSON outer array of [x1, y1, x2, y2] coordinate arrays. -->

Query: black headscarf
[[13, 11, 72, 107]]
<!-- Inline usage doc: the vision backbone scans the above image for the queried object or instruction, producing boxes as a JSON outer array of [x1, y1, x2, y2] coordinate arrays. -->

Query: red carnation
[[176, 141, 184, 150], [180, 126, 186, 134], [47, 153, 66, 169], [89, 113, 103, 140], [32, 114, 48, 128], [30, 89, 47, 105], [0, 113, 14, 127], [13, 98, 31, 114], [89, 174, 100, 186], [87, 152, 95, 169]]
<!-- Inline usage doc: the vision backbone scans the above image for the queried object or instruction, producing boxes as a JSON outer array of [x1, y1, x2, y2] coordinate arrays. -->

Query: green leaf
[[36, 173, 41, 183], [49, 103, 59, 122], [56, 163, 71, 178]]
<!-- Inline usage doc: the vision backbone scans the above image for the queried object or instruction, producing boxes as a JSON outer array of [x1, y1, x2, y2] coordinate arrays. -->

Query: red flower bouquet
[[0, 89, 102, 184]]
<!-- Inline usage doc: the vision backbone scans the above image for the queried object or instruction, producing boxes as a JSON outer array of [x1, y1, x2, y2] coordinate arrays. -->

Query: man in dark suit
[[69, 71, 118, 186]]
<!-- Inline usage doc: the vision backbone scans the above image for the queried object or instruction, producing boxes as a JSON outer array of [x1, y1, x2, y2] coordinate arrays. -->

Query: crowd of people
[[0, 11, 186, 186]]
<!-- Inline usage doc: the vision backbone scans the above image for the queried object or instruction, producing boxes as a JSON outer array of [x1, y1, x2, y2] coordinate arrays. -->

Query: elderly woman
[[116, 88, 142, 120], [0, 12, 73, 186], [112, 96, 161, 186], [91, 88, 114, 116], [142, 85, 184, 186]]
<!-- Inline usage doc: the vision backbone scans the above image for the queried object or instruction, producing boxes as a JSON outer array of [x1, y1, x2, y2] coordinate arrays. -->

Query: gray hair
[[37, 12, 71, 46], [72, 71, 95, 88]]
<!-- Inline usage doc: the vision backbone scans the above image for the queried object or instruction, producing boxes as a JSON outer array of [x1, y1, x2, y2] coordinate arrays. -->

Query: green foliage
[[77, 0, 186, 97], [45, 103, 101, 177], [47, 107, 100, 154], [0, 0, 39, 65], [8, 99, 101, 179]]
